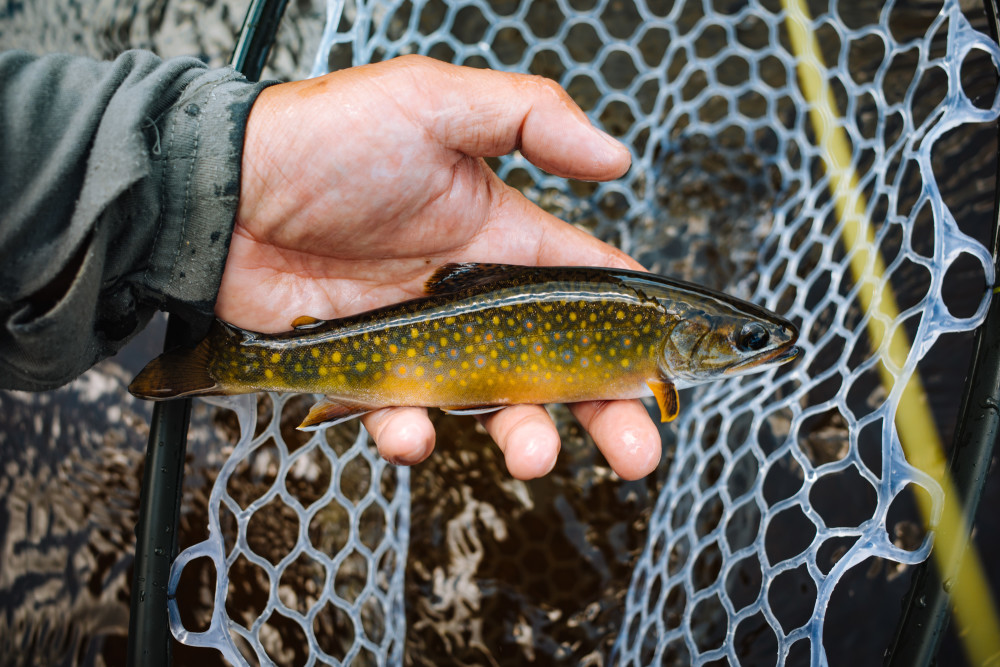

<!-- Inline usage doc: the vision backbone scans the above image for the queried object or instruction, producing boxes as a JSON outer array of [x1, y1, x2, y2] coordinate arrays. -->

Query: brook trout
[[129, 263, 800, 430]]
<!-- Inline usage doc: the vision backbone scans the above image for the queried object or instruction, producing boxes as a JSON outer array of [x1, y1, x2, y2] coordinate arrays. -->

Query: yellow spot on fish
[[415, 366, 424, 377], [465, 345, 474, 354], [411, 328, 419, 339], [570, 312, 577, 322], [590, 313, 597, 322], [407, 348, 417, 357], [312, 348, 320, 358], [461, 361, 470, 370], [265, 369, 274, 379], [501, 359, 509, 369], [319, 367, 328, 376], [453, 332, 461, 341], [622, 359, 630, 368], [338, 373, 346, 383], [445, 316, 456, 325], [634, 314, 642, 324], [439, 338, 447, 348], [332, 351, 342, 363], [353, 340, 360, 350], [270, 353, 281, 363], [295, 363, 303, 372], [436, 374, 444, 383], [356, 362, 367, 372], [372, 353, 382, 362], [449, 368, 458, 377], [492, 315, 500, 325]]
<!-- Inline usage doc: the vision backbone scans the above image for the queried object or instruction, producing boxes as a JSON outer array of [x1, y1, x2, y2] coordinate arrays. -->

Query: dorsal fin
[[424, 263, 518, 295], [291, 315, 326, 330]]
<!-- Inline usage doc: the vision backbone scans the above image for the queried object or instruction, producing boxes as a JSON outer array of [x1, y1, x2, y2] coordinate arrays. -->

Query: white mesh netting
[[167, 0, 1000, 664]]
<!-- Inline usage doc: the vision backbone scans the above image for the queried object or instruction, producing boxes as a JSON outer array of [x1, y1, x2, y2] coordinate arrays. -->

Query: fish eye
[[737, 322, 770, 352]]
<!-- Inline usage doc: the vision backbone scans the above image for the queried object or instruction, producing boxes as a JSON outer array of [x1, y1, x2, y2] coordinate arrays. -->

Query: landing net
[[167, 0, 1000, 664]]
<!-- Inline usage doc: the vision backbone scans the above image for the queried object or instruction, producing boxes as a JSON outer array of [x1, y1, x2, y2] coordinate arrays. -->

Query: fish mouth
[[726, 344, 802, 374]]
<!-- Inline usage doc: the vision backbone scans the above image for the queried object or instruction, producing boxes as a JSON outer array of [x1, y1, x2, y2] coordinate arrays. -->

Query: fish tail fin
[[129, 338, 219, 399]]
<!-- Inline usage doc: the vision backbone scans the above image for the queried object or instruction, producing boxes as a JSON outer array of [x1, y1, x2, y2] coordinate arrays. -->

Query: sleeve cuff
[[142, 68, 276, 337]]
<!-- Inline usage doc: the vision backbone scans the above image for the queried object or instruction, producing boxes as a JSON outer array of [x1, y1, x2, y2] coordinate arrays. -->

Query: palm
[[215, 56, 661, 481]]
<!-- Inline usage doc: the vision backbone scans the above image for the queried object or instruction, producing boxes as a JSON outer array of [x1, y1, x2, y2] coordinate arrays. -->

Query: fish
[[129, 263, 800, 430]]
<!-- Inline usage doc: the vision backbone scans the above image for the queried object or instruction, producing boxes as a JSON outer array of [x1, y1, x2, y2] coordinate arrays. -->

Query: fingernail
[[388, 447, 427, 466], [592, 124, 625, 151]]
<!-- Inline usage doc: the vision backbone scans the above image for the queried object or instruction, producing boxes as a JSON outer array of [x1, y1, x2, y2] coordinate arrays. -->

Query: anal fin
[[298, 397, 371, 431], [441, 405, 505, 417], [291, 316, 326, 330], [647, 378, 679, 423]]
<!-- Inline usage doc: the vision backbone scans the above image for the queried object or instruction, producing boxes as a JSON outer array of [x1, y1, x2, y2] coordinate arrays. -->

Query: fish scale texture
[[166, 0, 1000, 664]]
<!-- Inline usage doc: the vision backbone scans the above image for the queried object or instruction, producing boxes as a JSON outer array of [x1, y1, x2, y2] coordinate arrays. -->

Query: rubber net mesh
[[168, 0, 1000, 664]]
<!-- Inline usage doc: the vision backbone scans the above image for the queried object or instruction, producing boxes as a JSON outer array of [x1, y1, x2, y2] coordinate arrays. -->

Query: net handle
[[885, 1, 1000, 664], [125, 2, 289, 664]]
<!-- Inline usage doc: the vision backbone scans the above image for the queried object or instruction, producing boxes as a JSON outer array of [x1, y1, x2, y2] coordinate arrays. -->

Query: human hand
[[217, 55, 661, 480]]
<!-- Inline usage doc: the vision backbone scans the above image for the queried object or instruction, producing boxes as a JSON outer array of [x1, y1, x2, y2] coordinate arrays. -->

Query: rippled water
[[2, 1, 999, 665]]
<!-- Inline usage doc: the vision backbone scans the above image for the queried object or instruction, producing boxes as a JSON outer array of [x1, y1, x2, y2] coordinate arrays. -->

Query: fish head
[[633, 278, 800, 386]]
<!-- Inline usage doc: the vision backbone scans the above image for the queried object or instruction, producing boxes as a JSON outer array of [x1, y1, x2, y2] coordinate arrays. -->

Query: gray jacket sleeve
[[0, 50, 275, 390]]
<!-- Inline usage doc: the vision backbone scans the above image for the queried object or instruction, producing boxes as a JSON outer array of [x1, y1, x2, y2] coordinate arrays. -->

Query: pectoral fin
[[298, 397, 371, 431], [647, 378, 679, 423]]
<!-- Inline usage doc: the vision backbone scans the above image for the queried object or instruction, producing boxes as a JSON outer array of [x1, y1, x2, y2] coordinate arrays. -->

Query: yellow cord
[[782, 2, 1000, 663]]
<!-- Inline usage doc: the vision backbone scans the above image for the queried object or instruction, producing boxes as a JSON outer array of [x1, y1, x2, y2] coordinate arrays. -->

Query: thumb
[[392, 56, 631, 181]]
